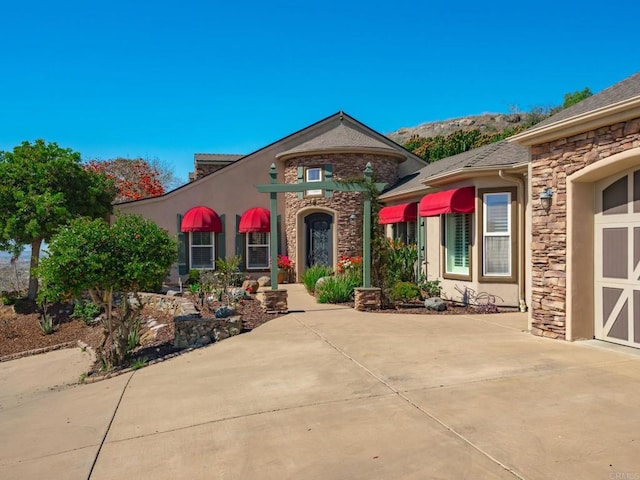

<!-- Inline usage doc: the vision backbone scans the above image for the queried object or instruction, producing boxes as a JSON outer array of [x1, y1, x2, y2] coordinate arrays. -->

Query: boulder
[[424, 297, 447, 312], [215, 305, 236, 318], [315, 276, 331, 291], [257, 276, 271, 287], [230, 288, 247, 301]]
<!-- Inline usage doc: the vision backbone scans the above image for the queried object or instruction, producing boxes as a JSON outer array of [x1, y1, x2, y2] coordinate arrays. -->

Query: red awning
[[239, 207, 270, 233], [378, 203, 418, 224], [419, 186, 475, 217], [181, 206, 222, 232]]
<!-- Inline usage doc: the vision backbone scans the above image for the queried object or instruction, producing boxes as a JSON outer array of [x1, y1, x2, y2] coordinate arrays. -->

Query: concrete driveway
[[2, 284, 640, 479]]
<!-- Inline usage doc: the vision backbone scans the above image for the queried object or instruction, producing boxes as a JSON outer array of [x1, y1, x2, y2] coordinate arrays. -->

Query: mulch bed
[[376, 301, 505, 315], [0, 293, 283, 379]]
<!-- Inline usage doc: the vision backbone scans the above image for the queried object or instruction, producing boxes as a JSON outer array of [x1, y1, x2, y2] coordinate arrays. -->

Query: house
[[114, 112, 427, 282], [115, 71, 640, 349], [510, 71, 640, 348], [378, 140, 530, 311]]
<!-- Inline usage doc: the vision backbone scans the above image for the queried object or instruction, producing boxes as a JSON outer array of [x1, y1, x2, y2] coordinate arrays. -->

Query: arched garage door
[[594, 167, 640, 348]]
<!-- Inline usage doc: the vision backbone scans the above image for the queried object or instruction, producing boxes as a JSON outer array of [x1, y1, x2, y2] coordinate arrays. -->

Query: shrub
[[72, 301, 101, 325], [390, 281, 421, 303], [37, 214, 177, 370], [302, 265, 333, 293], [39, 301, 55, 335], [317, 272, 360, 304], [1, 291, 17, 305], [385, 239, 418, 285], [418, 277, 441, 298], [187, 269, 201, 285]]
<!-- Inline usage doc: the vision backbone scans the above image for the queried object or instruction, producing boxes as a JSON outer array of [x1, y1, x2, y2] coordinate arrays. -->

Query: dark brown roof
[[535, 71, 640, 128], [278, 121, 401, 157], [380, 141, 528, 199], [194, 153, 244, 163]]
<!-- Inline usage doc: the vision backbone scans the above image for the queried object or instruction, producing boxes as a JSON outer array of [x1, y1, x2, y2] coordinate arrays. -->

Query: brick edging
[[0, 341, 77, 363]]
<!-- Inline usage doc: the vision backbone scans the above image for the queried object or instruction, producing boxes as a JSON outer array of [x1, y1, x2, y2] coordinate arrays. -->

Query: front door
[[594, 168, 640, 348], [305, 212, 333, 268]]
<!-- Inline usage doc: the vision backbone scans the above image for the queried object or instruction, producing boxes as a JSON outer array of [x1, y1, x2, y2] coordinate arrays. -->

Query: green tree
[[563, 87, 593, 108], [0, 140, 116, 300], [38, 214, 177, 369]]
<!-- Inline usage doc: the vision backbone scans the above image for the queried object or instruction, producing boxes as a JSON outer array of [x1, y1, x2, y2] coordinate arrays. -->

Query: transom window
[[190, 232, 214, 269], [445, 213, 471, 278], [246, 232, 270, 269], [305, 167, 323, 196]]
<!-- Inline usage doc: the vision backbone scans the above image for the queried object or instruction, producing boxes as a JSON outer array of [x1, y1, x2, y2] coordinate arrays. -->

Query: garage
[[594, 167, 640, 348]]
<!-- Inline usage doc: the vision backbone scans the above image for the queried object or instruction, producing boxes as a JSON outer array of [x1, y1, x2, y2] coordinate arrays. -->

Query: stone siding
[[530, 117, 640, 339], [194, 163, 229, 179], [354, 287, 382, 311], [283, 153, 399, 268]]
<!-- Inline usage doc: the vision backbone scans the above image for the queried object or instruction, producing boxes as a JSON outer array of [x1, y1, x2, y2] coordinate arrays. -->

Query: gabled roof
[[511, 71, 640, 145], [195, 153, 244, 163], [115, 110, 427, 205], [276, 118, 405, 160], [380, 141, 528, 200], [535, 72, 640, 128]]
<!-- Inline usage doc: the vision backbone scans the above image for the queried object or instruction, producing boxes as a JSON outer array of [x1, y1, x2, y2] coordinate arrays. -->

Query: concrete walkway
[[2, 284, 640, 479]]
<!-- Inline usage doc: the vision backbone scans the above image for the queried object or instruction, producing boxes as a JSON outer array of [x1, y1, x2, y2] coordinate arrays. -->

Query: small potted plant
[[277, 254, 294, 283]]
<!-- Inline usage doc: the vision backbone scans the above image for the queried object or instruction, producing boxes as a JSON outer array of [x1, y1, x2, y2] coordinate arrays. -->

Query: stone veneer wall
[[283, 153, 399, 268], [195, 163, 230, 179], [530, 117, 640, 339]]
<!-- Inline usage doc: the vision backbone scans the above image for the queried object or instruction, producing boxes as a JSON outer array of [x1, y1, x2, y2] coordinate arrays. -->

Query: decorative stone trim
[[0, 341, 78, 363], [261, 289, 288, 313], [354, 287, 381, 311], [529, 116, 640, 339]]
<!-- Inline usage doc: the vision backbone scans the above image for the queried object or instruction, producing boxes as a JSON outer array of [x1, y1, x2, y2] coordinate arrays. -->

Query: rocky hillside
[[387, 113, 534, 145]]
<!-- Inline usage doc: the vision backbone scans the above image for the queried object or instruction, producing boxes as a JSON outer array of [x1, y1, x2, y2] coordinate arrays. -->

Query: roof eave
[[276, 147, 407, 162], [510, 96, 640, 146], [423, 163, 529, 186], [379, 163, 528, 201]]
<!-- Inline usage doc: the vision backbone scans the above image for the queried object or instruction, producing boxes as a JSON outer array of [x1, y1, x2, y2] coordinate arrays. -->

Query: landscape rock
[[257, 276, 271, 287], [215, 305, 236, 318], [315, 276, 331, 291], [424, 297, 447, 312]]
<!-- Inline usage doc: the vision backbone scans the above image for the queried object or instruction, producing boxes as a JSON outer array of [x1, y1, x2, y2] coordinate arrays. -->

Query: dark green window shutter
[[235, 214, 244, 270], [177, 214, 187, 275], [324, 164, 333, 198], [297, 166, 304, 199], [277, 214, 282, 255], [217, 214, 226, 261]]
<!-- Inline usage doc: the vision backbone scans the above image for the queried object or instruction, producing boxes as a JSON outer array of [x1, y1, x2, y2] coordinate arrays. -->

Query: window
[[392, 221, 417, 244], [246, 232, 270, 269], [479, 188, 516, 282], [305, 167, 323, 196], [190, 232, 214, 269], [444, 213, 471, 278]]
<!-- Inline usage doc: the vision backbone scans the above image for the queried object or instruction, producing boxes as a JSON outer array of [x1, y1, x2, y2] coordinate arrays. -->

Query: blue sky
[[1, 0, 638, 183]]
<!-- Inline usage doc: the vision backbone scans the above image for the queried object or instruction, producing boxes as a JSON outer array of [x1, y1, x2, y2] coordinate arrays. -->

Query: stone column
[[354, 287, 381, 311]]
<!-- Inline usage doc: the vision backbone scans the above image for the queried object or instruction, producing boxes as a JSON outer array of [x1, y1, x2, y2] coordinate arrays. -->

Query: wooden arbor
[[256, 162, 385, 290]]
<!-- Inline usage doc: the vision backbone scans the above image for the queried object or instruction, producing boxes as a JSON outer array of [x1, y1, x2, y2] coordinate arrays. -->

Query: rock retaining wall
[[137, 293, 242, 349]]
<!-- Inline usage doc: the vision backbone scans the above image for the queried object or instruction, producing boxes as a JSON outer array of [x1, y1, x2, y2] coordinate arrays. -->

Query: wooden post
[[269, 163, 279, 290], [362, 162, 372, 288]]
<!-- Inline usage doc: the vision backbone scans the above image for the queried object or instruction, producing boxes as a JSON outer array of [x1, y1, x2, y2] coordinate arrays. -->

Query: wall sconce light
[[540, 187, 553, 214], [349, 213, 357, 223]]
